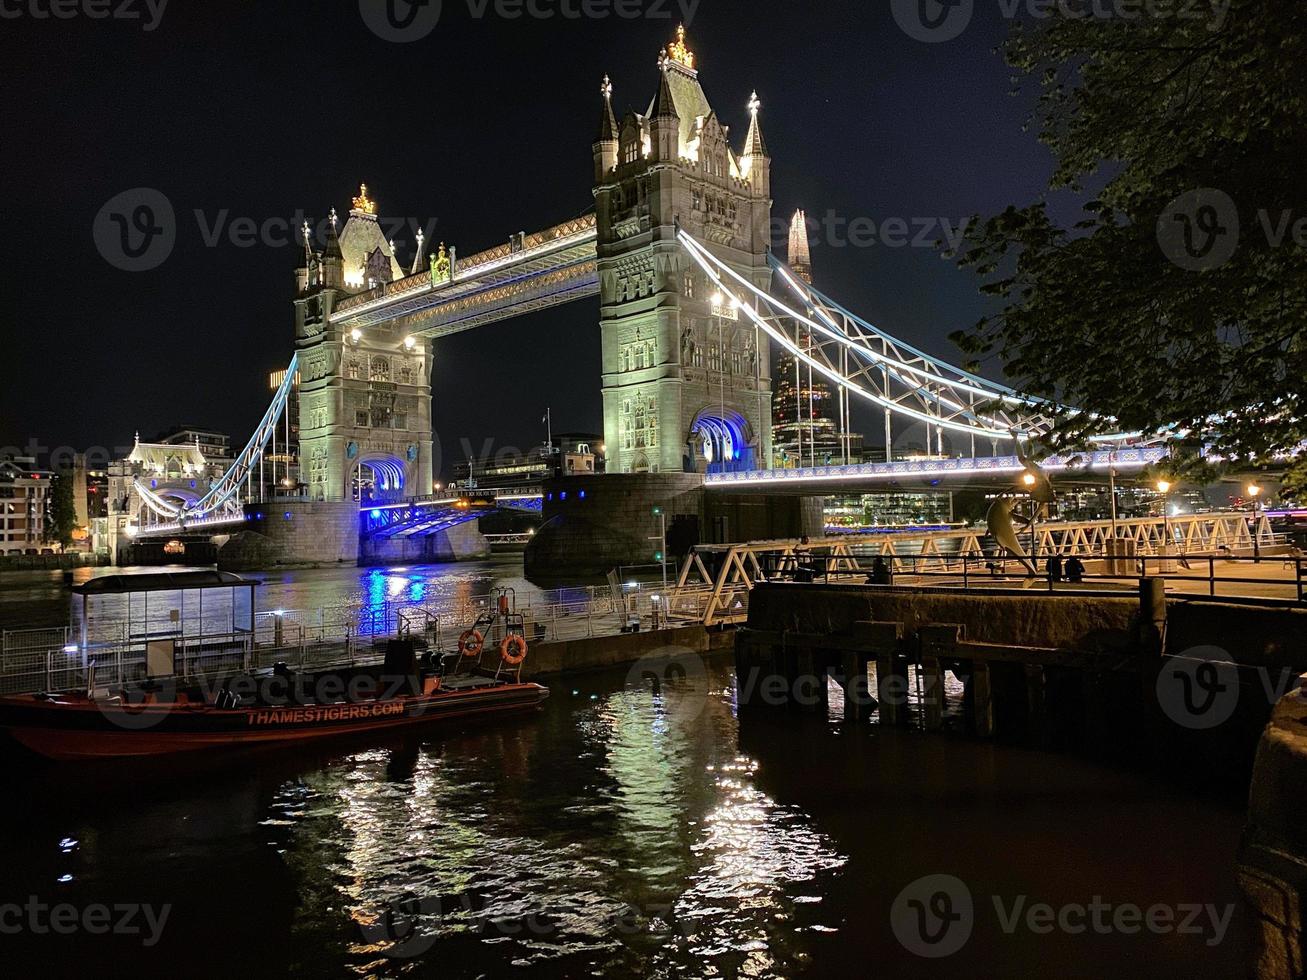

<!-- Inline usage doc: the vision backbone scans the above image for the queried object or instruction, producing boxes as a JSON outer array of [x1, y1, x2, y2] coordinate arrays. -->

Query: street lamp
[[1248, 483, 1263, 563], [1022, 471, 1039, 568], [1156, 479, 1172, 560]]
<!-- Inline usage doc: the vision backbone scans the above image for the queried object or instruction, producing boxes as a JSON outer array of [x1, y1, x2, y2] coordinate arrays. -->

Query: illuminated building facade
[[594, 27, 774, 475]]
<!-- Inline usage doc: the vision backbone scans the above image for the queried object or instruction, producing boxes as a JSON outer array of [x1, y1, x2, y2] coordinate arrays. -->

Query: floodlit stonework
[[593, 28, 774, 475]]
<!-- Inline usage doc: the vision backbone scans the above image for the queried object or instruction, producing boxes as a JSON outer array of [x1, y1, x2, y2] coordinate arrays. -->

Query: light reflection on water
[[264, 663, 846, 977], [8, 555, 591, 637]]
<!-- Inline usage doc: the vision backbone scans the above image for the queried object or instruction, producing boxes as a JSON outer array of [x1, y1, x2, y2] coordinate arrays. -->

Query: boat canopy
[[72, 571, 256, 596]]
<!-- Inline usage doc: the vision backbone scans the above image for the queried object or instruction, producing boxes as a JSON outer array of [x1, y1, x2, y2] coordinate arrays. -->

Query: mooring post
[[875, 653, 907, 726], [920, 656, 945, 731], [841, 651, 874, 722], [1139, 577, 1167, 657]]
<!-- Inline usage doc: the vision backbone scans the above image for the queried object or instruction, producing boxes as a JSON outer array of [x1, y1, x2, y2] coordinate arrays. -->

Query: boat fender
[[458, 629, 484, 658], [500, 634, 528, 667]]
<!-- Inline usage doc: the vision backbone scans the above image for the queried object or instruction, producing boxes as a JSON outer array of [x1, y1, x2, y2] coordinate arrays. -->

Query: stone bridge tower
[[293, 186, 434, 504], [594, 27, 774, 475]]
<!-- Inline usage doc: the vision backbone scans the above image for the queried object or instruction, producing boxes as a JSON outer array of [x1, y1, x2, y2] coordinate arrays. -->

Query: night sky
[[2, 1, 1059, 477]]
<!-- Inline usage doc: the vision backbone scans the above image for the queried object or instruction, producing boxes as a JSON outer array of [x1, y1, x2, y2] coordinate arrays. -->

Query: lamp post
[[1022, 471, 1039, 569], [1248, 483, 1262, 563], [1156, 479, 1172, 561]]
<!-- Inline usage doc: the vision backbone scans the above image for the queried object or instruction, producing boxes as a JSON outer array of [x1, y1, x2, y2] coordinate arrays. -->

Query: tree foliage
[[44, 469, 79, 551], [953, 1, 1307, 490]]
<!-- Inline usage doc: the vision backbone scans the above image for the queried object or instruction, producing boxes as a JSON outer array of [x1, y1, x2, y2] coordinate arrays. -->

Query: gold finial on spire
[[665, 24, 695, 70], [601, 74, 613, 99], [352, 183, 377, 215], [748, 91, 762, 115]]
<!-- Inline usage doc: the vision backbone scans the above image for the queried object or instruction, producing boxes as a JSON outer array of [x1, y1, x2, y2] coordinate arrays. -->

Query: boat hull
[[0, 683, 549, 761]]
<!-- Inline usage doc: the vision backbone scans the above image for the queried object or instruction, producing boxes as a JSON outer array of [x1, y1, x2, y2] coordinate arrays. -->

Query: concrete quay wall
[[521, 624, 734, 680]]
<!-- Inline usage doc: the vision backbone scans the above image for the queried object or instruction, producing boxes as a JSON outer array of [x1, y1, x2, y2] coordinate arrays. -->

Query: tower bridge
[[113, 27, 1187, 571]]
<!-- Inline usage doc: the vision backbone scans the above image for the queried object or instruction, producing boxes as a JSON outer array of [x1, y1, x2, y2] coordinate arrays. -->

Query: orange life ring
[[500, 634, 528, 667], [458, 629, 484, 658]]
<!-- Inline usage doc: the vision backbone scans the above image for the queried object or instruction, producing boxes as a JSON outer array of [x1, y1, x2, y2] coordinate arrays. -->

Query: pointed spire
[[325, 207, 342, 258], [597, 74, 618, 141], [297, 220, 312, 269], [410, 227, 427, 276], [744, 91, 768, 157], [653, 63, 679, 120]]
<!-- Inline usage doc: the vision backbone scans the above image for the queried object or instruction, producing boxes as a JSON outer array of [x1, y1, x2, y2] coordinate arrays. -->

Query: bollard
[[876, 653, 910, 727], [1138, 577, 1167, 656], [921, 656, 946, 732]]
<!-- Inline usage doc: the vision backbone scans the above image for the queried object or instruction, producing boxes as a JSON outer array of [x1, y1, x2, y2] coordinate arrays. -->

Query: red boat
[[0, 645, 548, 762]]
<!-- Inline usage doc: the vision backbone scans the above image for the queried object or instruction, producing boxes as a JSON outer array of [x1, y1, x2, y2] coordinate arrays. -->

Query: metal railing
[[0, 581, 680, 695], [756, 551, 1307, 604]]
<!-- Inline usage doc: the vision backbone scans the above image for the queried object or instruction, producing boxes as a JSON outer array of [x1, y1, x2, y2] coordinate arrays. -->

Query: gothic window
[[398, 360, 414, 385], [635, 345, 646, 370], [347, 359, 362, 380], [355, 411, 369, 427], [692, 189, 703, 212], [369, 356, 391, 383], [393, 413, 408, 430], [683, 270, 695, 298]]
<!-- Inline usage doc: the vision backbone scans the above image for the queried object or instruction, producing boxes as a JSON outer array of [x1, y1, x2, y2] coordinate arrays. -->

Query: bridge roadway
[[703, 447, 1169, 494], [330, 216, 599, 338]]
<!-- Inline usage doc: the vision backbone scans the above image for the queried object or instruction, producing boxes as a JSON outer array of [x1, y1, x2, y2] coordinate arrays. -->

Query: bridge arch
[[353, 453, 408, 503], [689, 410, 756, 475]]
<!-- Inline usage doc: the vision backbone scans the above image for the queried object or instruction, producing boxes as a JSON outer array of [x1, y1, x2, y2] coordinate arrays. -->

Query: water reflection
[[264, 663, 846, 977], [2, 555, 585, 635]]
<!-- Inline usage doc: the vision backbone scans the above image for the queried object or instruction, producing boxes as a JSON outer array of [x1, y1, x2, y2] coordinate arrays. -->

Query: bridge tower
[[594, 27, 774, 475], [293, 186, 434, 504]]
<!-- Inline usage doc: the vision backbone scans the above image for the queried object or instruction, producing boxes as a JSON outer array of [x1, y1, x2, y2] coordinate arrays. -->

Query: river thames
[[0, 559, 1248, 978]]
